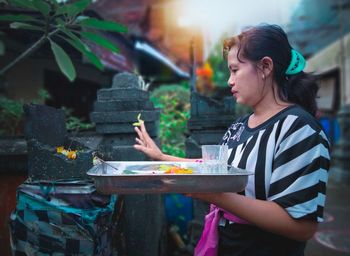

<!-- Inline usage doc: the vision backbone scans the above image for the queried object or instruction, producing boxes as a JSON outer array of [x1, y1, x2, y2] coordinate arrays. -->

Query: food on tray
[[162, 166, 193, 174], [132, 113, 144, 127], [120, 164, 194, 175]]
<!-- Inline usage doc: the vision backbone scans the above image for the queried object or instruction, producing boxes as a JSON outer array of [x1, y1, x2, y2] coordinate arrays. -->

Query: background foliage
[[0, 89, 94, 136], [0, 95, 24, 135], [150, 83, 190, 157]]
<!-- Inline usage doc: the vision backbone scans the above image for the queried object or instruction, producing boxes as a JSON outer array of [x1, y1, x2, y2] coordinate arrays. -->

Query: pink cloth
[[194, 204, 249, 256]]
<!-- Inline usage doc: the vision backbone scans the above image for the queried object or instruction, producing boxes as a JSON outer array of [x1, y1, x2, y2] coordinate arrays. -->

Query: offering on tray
[[87, 161, 252, 194], [162, 165, 193, 174]]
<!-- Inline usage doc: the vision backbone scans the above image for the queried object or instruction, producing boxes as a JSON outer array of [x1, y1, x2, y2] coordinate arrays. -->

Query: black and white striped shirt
[[222, 105, 330, 222]]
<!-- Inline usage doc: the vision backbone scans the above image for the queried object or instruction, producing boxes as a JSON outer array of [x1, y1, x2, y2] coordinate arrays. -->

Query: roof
[[0, 7, 189, 83], [287, 0, 350, 58], [134, 40, 190, 81]]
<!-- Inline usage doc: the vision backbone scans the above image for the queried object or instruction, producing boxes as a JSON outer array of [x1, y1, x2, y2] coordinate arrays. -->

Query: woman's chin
[[235, 98, 244, 104]]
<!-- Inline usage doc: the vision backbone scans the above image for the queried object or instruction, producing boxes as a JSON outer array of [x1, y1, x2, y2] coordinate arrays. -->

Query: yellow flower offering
[[67, 150, 77, 160], [56, 146, 77, 160], [133, 113, 144, 127], [56, 146, 64, 153]]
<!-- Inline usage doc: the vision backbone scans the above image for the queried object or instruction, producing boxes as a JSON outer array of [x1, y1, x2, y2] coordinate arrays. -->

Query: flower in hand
[[134, 121, 164, 160]]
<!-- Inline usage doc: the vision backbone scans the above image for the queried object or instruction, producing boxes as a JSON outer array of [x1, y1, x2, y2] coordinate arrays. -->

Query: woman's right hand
[[134, 122, 164, 160]]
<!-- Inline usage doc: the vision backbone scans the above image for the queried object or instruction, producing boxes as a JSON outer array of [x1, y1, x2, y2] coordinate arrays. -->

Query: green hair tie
[[285, 49, 306, 75]]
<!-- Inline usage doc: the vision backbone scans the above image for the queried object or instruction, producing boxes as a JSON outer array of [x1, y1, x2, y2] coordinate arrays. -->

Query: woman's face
[[227, 46, 264, 107]]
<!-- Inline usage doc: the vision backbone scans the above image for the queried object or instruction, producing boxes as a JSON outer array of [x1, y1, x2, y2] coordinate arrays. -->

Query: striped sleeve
[[268, 116, 331, 222]]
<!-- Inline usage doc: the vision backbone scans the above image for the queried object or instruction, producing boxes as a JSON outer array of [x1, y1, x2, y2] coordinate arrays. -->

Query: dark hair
[[223, 24, 318, 116]]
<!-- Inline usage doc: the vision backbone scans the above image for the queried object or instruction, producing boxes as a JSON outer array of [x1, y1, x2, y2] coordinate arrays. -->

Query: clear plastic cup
[[201, 145, 228, 174]]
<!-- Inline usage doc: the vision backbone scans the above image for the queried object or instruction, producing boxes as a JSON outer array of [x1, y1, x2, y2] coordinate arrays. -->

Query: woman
[[134, 24, 330, 256]]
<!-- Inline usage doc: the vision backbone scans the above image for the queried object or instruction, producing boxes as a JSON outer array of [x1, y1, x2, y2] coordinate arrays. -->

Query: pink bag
[[194, 206, 221, 256], [194, 205, 249, 256]]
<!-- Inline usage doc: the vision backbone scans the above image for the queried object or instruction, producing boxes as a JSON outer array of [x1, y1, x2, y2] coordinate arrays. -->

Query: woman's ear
[[260, 56, 273, 77]]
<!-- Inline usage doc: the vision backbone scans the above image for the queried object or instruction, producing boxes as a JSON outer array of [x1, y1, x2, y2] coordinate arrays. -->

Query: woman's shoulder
[[277, 105, 330, 146], [282, 105, 323, 132]]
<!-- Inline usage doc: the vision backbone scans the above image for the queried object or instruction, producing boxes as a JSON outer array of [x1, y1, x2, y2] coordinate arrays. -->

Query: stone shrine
[[90, 72, 166, 256], [24, 104, 93, 180], [90, 72, 160, 161]]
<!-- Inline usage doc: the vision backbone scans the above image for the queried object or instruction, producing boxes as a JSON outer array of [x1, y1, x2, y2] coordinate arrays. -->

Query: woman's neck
[[249, 87, 291, 128], [248, 103, 291, 129]]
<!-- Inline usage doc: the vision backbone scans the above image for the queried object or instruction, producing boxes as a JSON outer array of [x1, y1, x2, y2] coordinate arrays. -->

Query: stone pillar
[[90, 72, 166, 256], [186, 92, 236, 157], [91, 73, 159, 161], [185, 92, 236, 250], [330, 104, 350, 184]]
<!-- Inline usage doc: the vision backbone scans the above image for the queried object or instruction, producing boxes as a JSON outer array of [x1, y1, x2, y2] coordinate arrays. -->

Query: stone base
[[27, 140, 93, 181]]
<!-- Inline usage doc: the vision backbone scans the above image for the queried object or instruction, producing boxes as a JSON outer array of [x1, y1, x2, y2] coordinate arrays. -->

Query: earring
[[262, 74, 265, 80]]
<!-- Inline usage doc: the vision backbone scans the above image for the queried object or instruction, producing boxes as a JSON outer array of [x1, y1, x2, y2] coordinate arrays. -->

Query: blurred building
[[91, 0, 204, 67], [0, 0, 208, 120], [90, 0, 205, 84], [287, 0, 350, 145]]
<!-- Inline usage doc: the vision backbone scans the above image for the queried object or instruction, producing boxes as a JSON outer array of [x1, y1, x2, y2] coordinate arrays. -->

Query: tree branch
[[0, 28, 60, 76]]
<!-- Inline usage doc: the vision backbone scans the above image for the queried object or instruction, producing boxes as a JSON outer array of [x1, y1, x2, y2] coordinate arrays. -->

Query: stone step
[[90, 110, 160, 123], [94, 100, 154, 112], [96, 121, 159, 135], [97, 88, 149, 101], [101, 134, 143, 146]]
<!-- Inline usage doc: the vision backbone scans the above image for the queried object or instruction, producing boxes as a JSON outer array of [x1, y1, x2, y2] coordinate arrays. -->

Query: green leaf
[[0, 0, 9, 4], [32, 0, 51, 16], [9, 0, 35, 9], [55, 17, 65, 27], [49, 40, 76, 82], [59, 26, 104, 70], [76, 15, 89, 22], [37, 88, 51, 101], [0, 14, 38, 22], [58, 25, 80, 40], [56, 0, 91, 17], [80, 31, 119, 53], [79, 18, 127, 33], [55, 5, 71, 16], [64, 36, 104, 71], [9, 22, 43, 31], [47, 0, 59, 10], [71, 0, 91, 12]]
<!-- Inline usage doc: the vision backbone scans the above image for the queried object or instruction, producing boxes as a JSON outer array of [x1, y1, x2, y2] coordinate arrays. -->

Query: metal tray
[[87, 161, 252, 194]]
